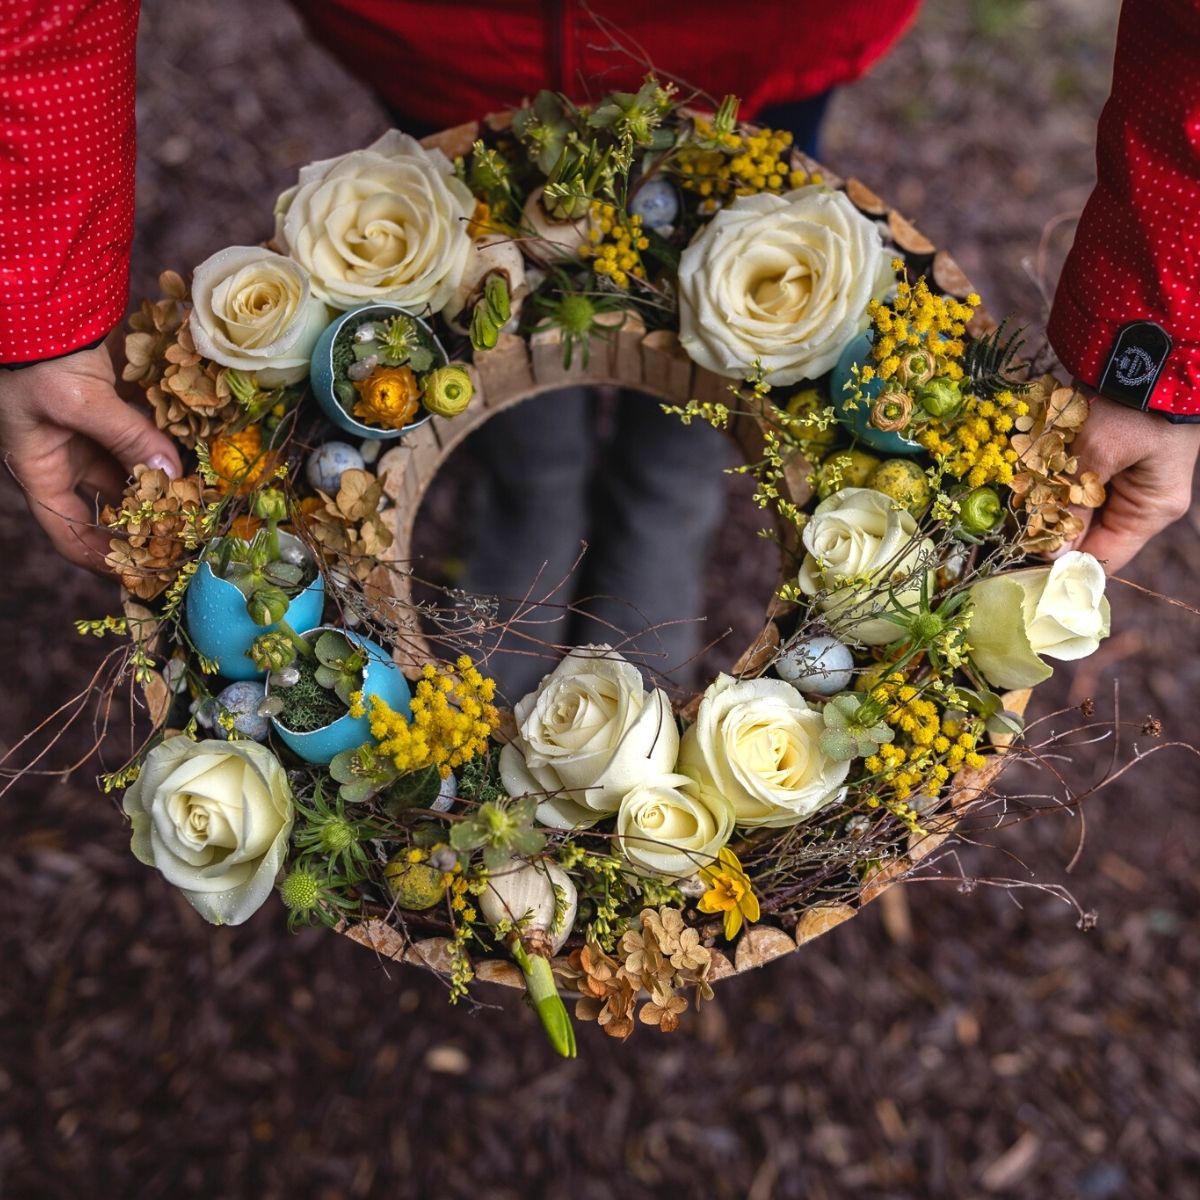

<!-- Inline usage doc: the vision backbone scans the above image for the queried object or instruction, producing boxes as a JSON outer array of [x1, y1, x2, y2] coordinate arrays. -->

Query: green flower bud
[[959, 486, 1004, 534], [247, 631, 297, 672], [279, 867, 320, 916], [917, 378, 963, 419], [384, 856, 448, 911], [251, 487, 288, 522], [421, 364, 475, 418], [246, 585, 290, 626]]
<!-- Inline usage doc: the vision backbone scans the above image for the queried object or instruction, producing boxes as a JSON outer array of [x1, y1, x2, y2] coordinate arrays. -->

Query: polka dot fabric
[[0, 0, 137, 365], [1047, 0, 1200, 419]]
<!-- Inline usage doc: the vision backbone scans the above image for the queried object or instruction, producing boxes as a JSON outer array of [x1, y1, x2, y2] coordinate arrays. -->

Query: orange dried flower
[[209, 425, 277, 495], [353, 366, 421, 429]]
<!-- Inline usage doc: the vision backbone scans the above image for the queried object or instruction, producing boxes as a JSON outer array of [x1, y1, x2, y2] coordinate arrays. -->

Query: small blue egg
[[629, 177, 679, 233], [215, 681, 271, 741], [776, 635, 855, 696], [829, 331, 924, 456], [306, 441, 365, 495]]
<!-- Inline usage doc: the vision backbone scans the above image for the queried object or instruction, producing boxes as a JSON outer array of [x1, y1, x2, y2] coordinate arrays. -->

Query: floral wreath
[[57, 80, 1113, 1055]]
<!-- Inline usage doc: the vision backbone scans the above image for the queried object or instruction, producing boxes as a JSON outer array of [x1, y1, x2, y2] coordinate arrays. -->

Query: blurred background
[[2, 0, 1199, 1196]]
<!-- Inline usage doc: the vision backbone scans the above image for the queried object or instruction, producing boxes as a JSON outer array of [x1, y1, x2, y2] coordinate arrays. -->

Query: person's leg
[[570, 393, 735, 688], [460, 388, 593, 703]]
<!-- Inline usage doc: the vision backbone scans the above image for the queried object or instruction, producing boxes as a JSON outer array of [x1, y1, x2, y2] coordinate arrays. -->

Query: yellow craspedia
[[868, 458, 932, 516], [384, 856, 448, 911], [353, 365, 421, 429], [815, 447, 882, 498]]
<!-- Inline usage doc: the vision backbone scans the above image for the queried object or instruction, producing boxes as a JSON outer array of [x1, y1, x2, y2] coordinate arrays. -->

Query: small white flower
[[967, 551, 1111, 689]]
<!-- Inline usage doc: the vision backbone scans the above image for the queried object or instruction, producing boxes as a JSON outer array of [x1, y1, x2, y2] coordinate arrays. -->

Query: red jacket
[[0, 0, 1197, 422]]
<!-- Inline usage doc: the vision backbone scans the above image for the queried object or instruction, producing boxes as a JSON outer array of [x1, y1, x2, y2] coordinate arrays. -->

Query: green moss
[[276, 650, 347, 733]]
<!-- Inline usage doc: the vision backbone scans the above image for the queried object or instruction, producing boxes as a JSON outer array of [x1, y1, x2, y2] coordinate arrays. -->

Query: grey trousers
[[461, 388, 734, 703]]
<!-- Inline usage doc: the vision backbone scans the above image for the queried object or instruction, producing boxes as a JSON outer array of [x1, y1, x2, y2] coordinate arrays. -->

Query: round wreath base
[[330, 120, 1031, 994]]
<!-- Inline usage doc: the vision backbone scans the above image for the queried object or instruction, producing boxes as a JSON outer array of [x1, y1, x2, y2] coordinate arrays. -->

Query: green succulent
[[313, 630, 367, 706], [329, 742, 400, 805], [820, 693, 895, 762], [450, 795, 546, 872]]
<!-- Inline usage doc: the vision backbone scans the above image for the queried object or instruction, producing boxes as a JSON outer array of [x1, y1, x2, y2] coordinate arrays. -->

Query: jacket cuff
[[1047, 275, 1200, 425]]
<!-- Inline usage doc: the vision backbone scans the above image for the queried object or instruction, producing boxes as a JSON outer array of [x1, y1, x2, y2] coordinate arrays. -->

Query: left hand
[[1064, 387, 1200, 573]]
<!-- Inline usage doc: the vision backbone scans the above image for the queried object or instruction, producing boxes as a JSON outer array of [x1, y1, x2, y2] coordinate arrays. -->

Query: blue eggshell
[[269, 630, 412, 765], [305, 441, 365, 495], [629, 177, 679, 233], [776, 635, 855, 696], [829, 331, 924, 456], [214, 681, 270, 741], [309, 304, 441, 441], [185, 534, 325, 681]]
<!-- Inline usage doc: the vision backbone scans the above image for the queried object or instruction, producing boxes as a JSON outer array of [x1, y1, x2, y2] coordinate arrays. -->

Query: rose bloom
[[679, 674, 849, 828], [616, 772, 734, 880], [797, 487, 935, 646], [188, 246, 329, 385], [123, 737, 294, 925], [967, 551, 1111, 689], [499, 646, 679, 829], [678, 185, 891, 385], [274, 130, 474, 312]]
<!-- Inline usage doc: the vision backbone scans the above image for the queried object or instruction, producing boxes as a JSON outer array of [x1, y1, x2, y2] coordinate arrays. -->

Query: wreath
[[55, 79, 1113, 1055]]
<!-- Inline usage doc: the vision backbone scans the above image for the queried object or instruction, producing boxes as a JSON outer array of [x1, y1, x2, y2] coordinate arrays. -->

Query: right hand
[[0, 344, 182, 571]]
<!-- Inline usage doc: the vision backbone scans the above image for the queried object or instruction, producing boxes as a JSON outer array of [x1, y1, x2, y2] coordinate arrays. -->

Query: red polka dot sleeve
[[0, 0, 137, 365], [1048, 0, 1200, 421]]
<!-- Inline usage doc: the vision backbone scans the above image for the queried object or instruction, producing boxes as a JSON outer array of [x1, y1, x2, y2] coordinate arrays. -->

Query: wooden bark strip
[[611, 310, 646, 384], [707, 949, 737, 981], [419, 121, 480, 160], [948, 754, 1010, 811], [794, 903, 857, 947], [640, 328, 693, 398], [846, 177, 889, 216], [888, 210, 936, 256], [406, 936, 454, 975], [530, 326, 602, 389], [474, 332, 535, 405], [734, 925, 797, 973], [731, 620, 781, 678], [859, 857, 911, 906], [474, 959, 524, 989], [933, 249, 974, 298], [342, 917, 409, 963]]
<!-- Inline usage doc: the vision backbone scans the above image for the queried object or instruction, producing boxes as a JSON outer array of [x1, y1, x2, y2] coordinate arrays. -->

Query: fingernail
[[146, 453, 180, 480]]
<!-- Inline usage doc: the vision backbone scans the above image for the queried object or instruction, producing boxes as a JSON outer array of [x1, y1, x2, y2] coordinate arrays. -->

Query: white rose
[[499, 645, 679, 830], [123, 736, 294, 926], [967, 551, 1111, 690], [797, 487, 935, 646], [189, 246, 329, 385], [679, 674, 850, 828], [616, 772, 734, 880], [274, 130, 475, 312], [677, 185, 892, 386]]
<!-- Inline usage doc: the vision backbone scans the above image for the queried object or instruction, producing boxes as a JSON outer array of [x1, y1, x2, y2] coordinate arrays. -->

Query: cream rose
[[967, 551, 1111, 690], [123, 736, 294, 926], [274, 130, 474, 312], [189, 246, 329, 385], [797, 487, 935, 646], [499, 646, 679, 829], [678, 185, 892, 385], [679, 675, 850, 828], [616, 772, 734, 880]]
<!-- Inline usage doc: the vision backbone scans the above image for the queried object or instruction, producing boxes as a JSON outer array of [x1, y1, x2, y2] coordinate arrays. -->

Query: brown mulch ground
[[3, 1, 1199, 1197]]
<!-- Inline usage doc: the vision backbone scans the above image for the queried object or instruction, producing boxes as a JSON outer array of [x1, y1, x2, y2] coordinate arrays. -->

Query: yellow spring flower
[[698, 847, 760, 941], [353, 365, 421, 430]]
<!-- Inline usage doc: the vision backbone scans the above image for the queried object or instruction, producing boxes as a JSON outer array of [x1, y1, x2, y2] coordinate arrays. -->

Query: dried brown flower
[[1010, 377, 1105, 554], [101, 466, 214, 600], [301, 468, 394, 582]]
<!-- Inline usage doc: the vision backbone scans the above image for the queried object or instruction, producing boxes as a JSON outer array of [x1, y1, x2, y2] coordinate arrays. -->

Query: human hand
[[0, 344, 182, 570], [1064, 387, 1200, 573]]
